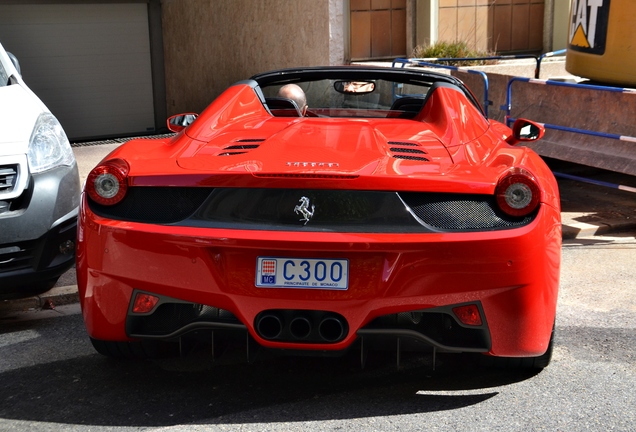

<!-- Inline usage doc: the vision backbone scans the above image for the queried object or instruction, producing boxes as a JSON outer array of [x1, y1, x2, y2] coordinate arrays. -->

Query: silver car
[[0, 43, 80, 299]]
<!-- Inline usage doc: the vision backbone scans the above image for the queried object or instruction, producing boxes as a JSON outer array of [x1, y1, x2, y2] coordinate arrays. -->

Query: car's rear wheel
[[479, 326, 555, 370], [90, 338, 178, 359]]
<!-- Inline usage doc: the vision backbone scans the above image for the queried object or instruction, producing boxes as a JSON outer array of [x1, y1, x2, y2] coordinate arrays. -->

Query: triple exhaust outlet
[[255, 310, 348, 343]]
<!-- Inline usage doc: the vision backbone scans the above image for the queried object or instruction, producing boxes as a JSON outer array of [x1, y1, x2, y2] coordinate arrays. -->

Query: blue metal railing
[[504, 77, 636, 193], [392, 51, 636, 192], [392, 50, 567, 118], [536, 49, 566, 78], [552, 171, 636, 194], [503, 77, 636, 140]]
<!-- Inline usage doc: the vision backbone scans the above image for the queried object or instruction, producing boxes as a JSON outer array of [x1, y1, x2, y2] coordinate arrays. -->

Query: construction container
[[566, 0, 636, 86]]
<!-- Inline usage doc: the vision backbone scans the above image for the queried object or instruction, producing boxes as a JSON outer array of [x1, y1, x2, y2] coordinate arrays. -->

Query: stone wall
[[161, 0, 338, 114]]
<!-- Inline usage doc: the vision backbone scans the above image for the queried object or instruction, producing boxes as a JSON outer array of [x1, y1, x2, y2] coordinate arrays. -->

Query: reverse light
[[86, 159, 129, 205], [132, 293, 160, 314], [452, 304, 483, 326], [495, 169, 540, 217]]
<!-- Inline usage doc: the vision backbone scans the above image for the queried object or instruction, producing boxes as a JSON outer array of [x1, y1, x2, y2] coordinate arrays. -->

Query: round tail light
[[86, 159, 129, 205], [496, 170, 541, 217]]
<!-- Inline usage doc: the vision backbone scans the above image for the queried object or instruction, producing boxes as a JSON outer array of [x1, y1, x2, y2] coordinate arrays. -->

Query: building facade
[[0, 0, 569, 140]]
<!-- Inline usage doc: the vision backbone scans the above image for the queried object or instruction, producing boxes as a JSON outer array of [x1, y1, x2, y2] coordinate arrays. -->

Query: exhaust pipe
[[255, 310, 348, 343], [319, 316, 345, 342], [289, 316, 312, 340], [256, 314, 283, 340]]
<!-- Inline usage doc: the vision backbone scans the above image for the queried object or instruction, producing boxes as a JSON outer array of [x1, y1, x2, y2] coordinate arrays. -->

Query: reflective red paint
[[76, 68, 560, 363]]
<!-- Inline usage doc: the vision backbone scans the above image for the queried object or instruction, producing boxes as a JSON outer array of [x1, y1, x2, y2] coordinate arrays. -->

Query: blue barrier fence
[[392, 51, 636, 192], [392, 57, 491, 116], [504, 77, 636, 141], [553, 171, 636, 194], [393, 50, 567, 118], [504, 77, 636, 193]]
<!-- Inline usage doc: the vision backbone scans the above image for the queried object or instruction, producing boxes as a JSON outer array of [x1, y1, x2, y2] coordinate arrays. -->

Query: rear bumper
[[77, 201, 561, 357]]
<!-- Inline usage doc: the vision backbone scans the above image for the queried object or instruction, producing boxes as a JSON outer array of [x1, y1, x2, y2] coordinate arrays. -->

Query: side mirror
[[506, 118, 545, 146], [167, 113, 198, 133]]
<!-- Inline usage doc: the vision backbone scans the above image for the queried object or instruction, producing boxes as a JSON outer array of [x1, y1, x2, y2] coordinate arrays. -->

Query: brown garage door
[[491, 0, 544, 53], [350, 0, 406, 60]]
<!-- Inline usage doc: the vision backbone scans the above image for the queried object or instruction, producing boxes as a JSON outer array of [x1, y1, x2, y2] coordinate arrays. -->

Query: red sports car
[[77, 67, 560, 368]]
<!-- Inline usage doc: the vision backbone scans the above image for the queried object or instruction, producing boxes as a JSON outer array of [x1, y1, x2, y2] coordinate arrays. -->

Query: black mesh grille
[[399, 192, 534, 230], [88, 187, 212, 224]]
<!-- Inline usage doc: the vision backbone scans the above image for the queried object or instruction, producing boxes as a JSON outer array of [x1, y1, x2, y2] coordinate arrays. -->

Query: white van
[[0, 42, 80, 299]]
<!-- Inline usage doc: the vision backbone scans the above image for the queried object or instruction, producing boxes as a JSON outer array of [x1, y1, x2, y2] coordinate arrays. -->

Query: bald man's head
[[277, 84, 307, 116]]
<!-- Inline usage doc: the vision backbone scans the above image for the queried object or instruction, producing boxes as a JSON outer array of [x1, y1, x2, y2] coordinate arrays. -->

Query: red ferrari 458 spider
[[77, 67, 560, 369]]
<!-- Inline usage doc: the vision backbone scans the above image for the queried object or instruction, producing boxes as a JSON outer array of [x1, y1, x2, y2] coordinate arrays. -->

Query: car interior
[[259, 78, 448, 120]]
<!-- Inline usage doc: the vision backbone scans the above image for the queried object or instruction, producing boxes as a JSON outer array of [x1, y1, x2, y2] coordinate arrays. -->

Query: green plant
[[412, 41, 497, 66]]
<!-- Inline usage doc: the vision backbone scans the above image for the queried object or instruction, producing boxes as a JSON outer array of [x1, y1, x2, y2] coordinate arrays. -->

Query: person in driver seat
[[277, 84, 308, 116]]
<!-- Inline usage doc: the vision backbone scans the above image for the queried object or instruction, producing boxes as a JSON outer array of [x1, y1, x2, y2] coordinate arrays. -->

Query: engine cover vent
[[387, 140, 429, 162], [216, 138, 266, 156]]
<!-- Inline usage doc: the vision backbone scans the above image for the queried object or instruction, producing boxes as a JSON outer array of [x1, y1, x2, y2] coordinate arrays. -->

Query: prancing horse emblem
[[294, 196, 315, 225]]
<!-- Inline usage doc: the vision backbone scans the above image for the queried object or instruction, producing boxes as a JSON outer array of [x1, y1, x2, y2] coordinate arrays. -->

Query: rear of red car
[[77, 67, 560, 367]]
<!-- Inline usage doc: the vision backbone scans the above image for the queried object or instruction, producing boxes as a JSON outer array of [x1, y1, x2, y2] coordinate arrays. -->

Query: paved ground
[[548, 157, 636, 238]]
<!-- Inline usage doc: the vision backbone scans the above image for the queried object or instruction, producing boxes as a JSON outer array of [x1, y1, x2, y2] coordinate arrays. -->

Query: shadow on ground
[[0, 322, 538, 428]]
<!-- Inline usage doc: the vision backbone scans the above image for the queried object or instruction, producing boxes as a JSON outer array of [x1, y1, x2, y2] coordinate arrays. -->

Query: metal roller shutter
[[0, 3, 155, 140]]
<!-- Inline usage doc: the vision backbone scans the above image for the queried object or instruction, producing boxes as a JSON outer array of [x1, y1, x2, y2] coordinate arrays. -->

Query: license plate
[[256, 257, 349, 290]]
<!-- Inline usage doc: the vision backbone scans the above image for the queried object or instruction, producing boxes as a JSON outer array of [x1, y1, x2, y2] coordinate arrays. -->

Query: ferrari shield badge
[[294, 196, 315, 225]]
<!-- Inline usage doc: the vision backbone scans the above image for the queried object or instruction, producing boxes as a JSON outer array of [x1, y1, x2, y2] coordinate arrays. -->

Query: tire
[[90, 338, 178, 360], [479, 326, 555, 370]]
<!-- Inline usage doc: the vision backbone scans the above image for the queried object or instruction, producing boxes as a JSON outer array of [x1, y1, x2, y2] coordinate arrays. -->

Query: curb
[[0, 285, 80, 314], [562, 217, 636, 240]]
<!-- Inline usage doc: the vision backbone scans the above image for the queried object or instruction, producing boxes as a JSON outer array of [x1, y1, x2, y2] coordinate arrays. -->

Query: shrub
[[412, 41, 497, 66]]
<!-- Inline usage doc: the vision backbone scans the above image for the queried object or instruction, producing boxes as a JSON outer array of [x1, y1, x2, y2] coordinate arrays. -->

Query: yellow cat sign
[[569, 0, 611, 55]]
